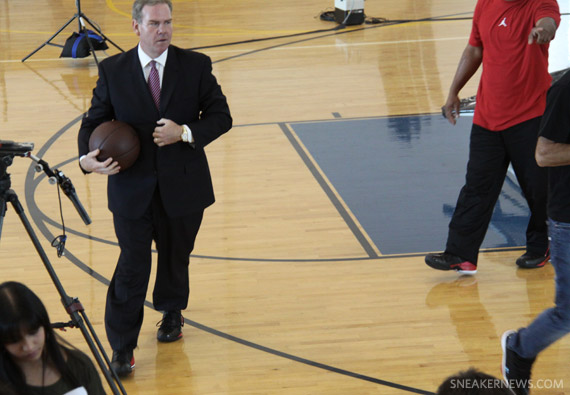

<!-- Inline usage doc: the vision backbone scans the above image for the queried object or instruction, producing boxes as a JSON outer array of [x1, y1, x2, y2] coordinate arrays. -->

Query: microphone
[[55, 169, 92, 225], [28, 154, 92, 225]]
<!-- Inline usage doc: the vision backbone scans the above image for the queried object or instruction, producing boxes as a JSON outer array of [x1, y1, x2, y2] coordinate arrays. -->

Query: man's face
[[133, 3, 172, 59]]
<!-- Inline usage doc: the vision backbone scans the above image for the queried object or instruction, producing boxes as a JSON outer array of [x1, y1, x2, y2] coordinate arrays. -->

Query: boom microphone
[[28, 154, 92, 225], [56, 169, 92, 225]]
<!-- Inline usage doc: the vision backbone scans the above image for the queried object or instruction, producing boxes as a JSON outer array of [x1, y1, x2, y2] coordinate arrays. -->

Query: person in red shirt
[[425, 0, 560, 275]]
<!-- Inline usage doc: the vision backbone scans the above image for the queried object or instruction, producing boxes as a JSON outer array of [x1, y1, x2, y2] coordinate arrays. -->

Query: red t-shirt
[[469, 0, 560, 131]]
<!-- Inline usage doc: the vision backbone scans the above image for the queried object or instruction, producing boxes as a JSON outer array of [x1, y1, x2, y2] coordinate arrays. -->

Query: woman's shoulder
[[64, 347, 96, 368], [62, 347, 106, 394]]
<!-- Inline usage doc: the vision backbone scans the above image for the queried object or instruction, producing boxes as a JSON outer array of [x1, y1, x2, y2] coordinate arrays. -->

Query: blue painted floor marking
[[291, 114, 529, 255]]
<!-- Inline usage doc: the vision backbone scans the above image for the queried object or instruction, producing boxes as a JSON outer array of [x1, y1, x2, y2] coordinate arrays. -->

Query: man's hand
[[442, 95, 461, 125], [152, 118, 182, 147], [528, 17, 557, 45], [528, 27, 555, 44], [80, 149, 121, 175]]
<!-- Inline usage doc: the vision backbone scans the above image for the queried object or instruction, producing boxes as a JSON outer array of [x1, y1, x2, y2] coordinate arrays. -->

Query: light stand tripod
[[0, 141, 127, 395], [21, 0, 124, 65]]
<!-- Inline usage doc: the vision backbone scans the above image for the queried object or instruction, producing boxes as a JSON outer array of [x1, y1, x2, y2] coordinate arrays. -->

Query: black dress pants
[[445, 117, 548, 264], [105, 187, 203, 351]]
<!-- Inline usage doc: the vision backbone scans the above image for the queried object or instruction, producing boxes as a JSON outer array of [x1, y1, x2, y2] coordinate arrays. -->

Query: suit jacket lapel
[[160, 46, 179, 114], [129, 49, 160, 116]]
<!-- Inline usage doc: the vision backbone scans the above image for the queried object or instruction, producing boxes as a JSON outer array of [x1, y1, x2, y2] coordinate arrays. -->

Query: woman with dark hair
[[0, 281, 105, 394]]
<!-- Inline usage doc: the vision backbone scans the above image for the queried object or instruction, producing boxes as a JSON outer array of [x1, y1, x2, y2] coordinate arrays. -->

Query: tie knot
[[150, 60, 157, 69]]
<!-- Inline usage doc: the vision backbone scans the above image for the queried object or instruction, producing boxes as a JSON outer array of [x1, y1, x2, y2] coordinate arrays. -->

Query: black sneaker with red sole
[[516, 250, 550, 269], [157, 311, 184, 343], [425, 252, 477, 275], [111, 349, 135, 377]]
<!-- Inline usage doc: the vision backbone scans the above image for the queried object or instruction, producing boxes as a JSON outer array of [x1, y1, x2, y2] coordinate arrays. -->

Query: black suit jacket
[[78, 45, 232, 219]]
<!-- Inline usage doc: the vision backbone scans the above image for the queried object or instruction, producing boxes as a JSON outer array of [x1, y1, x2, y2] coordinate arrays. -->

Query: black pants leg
[[106, 210, 154, 352], [446, 123, 510, 264], [503, 117, 548, 255], [105, 188, 204, 351], [151, 189, 203, 311]]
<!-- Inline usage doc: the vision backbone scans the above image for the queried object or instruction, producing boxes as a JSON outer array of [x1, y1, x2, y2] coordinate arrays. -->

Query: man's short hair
[[132, 0, 173, 22], [436, 368, 512, 395]]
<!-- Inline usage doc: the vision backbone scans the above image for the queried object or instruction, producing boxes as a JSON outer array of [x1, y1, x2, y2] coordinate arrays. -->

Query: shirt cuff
[[182, 124, 194, 144], [182, 125, 194, 144]]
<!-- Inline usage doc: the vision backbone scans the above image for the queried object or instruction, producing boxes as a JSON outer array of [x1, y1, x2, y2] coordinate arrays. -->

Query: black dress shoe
[[157, 311, 184, 343], [111, 349, 134, 377], [516, 251, 550, 269]]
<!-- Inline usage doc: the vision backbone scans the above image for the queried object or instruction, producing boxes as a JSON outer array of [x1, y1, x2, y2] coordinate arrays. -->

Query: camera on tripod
[[0, 140, 123, 393], [0, 140, 34, 157], [0, 139, 91, 226], [0, 141, 34, 187]]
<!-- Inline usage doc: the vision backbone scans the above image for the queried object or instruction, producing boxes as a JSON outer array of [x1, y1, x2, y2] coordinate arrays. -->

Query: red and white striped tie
[[148, 60, 160, 109]]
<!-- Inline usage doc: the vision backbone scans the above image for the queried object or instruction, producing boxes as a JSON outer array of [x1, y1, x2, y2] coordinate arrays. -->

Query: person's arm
[[152, 53, 231, 148], [528, 17, 557, 44], [535, 136, 570, 167], [442, 44, 483, 125], [68, 349, 107, 395], [186, 54, 232, 147], [77, 62, 120, 175]]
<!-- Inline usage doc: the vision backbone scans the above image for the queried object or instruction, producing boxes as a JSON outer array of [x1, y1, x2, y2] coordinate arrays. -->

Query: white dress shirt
[[137, 45, 194, 144]]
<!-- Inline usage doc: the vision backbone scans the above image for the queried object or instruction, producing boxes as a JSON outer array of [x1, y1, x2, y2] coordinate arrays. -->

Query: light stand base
[[21, 1, 123, 65], [334, 0, 365, 25]]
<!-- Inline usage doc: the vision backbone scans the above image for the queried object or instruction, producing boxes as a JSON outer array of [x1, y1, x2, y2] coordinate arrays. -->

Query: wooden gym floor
[[1, 0, 569, 393]]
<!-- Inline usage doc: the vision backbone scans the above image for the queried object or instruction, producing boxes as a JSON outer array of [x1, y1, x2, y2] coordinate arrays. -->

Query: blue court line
[[279, 122, 379, 258]]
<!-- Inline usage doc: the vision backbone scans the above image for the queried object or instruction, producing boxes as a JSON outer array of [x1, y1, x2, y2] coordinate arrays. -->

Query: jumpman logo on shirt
[[498, 17, 507, 27]]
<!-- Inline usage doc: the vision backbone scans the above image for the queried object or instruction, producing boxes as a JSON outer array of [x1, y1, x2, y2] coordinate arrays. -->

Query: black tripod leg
[[68, 303, 128, 394], [0, 194, 6, 241], [8, 190, 61, 282], [6, 189, 126, 395], [79, 311, 117, 380], [81, 14, 124, 52], [79, 26, 100, 66], [21, 15, 77, 62]]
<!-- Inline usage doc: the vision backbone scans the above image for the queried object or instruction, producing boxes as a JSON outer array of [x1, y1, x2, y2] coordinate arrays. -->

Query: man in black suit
[[77, 0, 232, 377]]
